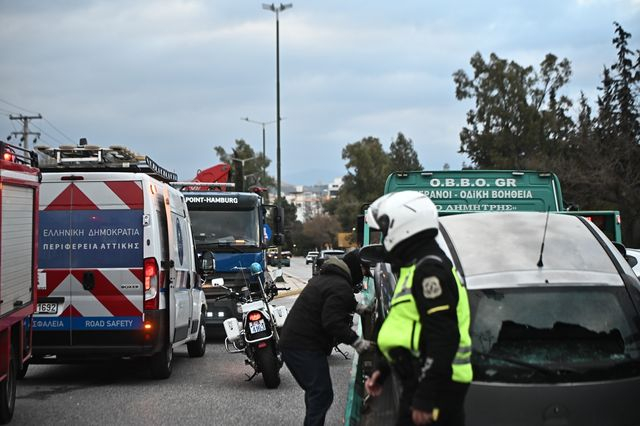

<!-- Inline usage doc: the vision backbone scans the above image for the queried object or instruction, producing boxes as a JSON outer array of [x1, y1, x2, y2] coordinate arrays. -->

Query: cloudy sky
[[1, 1, 638, 185]]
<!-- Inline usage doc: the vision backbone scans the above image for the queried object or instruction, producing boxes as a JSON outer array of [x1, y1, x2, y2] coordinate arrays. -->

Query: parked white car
[[305, 251, 319, 265]]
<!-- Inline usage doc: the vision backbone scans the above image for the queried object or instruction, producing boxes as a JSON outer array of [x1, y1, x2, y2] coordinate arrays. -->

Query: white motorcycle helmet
[[366, 190, 439, 252]]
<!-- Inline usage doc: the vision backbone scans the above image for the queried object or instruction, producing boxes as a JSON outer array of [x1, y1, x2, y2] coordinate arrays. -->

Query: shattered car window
[[470, 287, 640, 383]]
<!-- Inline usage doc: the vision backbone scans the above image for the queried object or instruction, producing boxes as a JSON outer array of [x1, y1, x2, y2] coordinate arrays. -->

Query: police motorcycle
[[215, 262, 288, 389]]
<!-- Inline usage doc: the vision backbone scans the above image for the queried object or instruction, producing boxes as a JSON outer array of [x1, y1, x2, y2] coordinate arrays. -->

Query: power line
[[0, 98, 75, 145], [30, 122, 65, 146], [43, 118, 75, 144], [0, 97, 40, 115]]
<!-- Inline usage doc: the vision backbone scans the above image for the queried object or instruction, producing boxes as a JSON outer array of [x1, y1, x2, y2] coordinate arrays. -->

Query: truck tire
[[0, 346, 17, 424], [187, 312, 207, 358], [149, 343, 173, 380], [256, 346, 280, 389]]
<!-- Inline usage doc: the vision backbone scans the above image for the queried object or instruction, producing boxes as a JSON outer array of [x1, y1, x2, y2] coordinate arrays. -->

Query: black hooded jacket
[[279, 257, 359, 353]]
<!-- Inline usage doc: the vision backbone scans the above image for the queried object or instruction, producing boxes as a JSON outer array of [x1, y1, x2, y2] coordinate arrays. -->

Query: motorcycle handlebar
[[213, 290, 246, 302]]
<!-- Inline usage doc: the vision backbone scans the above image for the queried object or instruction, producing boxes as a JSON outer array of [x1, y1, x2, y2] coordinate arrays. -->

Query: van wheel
[[187, 312, 206, 358], [149, 344, 173, 380], [256, 346, 281, 389], [17, 360, 28, 380], [0, 345, 17, 424]]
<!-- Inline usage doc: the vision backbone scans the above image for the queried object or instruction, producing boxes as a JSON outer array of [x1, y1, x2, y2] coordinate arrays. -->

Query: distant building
[[284, 177, 343, 223], [327, 177, 342, 199]]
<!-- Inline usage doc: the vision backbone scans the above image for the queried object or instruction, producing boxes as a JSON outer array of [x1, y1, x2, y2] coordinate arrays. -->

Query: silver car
[[305, 251, 319, 265], [365, 212, 640, 426]]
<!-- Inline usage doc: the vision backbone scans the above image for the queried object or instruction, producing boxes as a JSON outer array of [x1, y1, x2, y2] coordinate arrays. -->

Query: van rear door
[[37, 177, 144, 347], [36, 181, 73, 346]]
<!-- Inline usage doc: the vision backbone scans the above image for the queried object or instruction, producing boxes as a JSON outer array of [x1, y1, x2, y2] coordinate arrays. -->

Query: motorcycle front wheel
[[255, 346, 281, 389]]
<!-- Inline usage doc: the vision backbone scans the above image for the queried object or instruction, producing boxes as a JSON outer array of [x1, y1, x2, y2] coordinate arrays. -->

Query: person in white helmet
[[364, 191, 472, 426]]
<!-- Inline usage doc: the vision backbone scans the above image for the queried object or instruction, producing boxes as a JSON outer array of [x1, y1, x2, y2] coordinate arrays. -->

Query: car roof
[[439, 212, 624, 289]]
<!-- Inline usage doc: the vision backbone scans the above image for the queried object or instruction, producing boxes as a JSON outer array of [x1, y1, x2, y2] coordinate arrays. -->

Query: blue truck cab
[[180, 190, 283, 329]]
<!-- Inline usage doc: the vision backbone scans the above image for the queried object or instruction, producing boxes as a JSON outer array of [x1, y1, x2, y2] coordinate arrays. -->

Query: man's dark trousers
[[282, 348, 333, 426]]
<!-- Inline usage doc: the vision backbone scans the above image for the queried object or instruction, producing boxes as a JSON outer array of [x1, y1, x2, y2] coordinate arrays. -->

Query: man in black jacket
[[280, 250, 373, 426]]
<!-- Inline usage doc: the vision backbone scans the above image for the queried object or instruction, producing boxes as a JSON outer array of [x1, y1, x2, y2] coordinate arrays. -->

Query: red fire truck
[[0, 141, 39, 423]]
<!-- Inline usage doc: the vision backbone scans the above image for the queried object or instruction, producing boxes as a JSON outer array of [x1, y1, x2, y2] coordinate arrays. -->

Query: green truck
[[385, 170, 621, 241], [344, 169, 623, 425]]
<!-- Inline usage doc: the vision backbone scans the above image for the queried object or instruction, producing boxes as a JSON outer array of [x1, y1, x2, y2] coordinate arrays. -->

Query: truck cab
[[178, 189, 284, 330]]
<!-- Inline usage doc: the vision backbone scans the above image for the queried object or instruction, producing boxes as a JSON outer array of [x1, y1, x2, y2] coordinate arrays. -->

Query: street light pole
[[241, 117, 276, 185], [263, 3, 291, 280], [262, 3, 292, 205]]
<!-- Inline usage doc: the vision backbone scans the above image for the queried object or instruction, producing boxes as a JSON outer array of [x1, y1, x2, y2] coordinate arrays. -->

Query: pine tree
[[389, 132, 422, 171]]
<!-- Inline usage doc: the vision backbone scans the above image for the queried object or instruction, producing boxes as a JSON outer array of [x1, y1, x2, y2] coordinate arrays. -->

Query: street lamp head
[[263, 3, 292, 13]]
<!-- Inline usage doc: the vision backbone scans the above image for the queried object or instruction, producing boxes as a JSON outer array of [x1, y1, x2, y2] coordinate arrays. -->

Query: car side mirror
[[199, 251, 216, 275], [613, 242, 627, 257], [627, 255, 638, 268], [359, 244, 386, 264]]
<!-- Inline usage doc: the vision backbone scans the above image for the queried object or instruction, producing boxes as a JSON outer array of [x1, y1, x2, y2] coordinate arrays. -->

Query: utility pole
[[9, 114, 42, 150]]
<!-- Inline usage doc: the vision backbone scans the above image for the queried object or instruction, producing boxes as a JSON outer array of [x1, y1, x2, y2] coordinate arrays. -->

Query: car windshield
[[190, 209, 260, 246], [470, 286, 640, 383]]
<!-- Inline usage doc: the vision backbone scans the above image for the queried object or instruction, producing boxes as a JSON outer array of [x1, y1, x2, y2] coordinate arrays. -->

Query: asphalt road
[[14, 257, 357, 426]]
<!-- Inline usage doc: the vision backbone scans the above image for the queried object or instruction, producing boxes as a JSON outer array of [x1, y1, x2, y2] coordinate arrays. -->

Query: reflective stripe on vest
[[376, 258, 473, 384]]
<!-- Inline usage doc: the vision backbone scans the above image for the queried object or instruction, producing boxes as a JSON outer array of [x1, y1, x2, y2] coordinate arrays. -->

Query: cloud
[[1, 0, 638, 185]]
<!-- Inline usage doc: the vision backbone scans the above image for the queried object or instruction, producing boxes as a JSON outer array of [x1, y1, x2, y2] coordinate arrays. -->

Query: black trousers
[[281, 348, 334, 426], [395, 363, 468, 426]]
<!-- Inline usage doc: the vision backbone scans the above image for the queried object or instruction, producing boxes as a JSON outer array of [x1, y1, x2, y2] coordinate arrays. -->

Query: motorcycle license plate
[[37, 303, 58, 314], [249, 319, 266, 334]]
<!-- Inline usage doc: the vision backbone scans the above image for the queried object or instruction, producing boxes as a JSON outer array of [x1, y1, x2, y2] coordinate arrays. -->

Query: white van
[[31, 145, 207, 379]]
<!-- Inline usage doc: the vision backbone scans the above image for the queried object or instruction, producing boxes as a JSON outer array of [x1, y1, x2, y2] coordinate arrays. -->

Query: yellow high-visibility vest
[[376, 257, 472, 383]]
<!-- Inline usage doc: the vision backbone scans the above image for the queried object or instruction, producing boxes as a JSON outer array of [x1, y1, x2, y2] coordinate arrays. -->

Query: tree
[[214, 139, 274, 192], [453, 52, 573, 169], [560, 24, 640, 245], [330, 137, 392, 230], [281, 198, 300, 251], [452, 24, 640, 245], [389, 132, 422, 171], [302, 214, 342, 250]]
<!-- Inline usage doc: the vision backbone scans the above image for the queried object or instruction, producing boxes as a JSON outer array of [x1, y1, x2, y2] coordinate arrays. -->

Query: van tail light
[[144, 257, 159, 310]]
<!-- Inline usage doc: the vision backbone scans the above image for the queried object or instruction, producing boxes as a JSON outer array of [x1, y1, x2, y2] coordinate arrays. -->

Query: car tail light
[[144, 257, 159, 310], [248, 312, 262, 322]]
